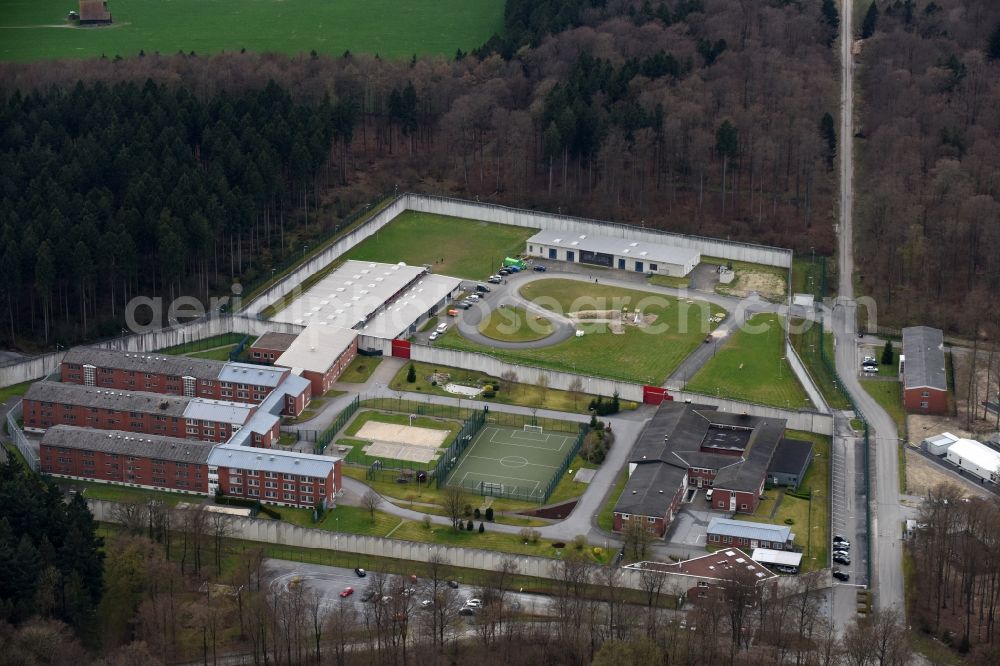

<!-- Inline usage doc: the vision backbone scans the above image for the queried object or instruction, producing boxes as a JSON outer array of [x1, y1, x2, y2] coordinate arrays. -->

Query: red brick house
[[706, 517, 794, 550], [41, 425, 210, 494], [249, 332, 300, 364], [274, 326, 359, 396], [901, 326, 948, 415]]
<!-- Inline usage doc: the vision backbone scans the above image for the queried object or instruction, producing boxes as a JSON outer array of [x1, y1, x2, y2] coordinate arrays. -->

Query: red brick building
[[248, 332, 300, 364], [901, 326, 948, 415], [613, 403, 786, 537], [41, 425, 211, 494], [23, 381, 279, 447], [623, 548, 778, 602], [274, 326, 359, 396], [208, 444, 343, 509], [59, 347, 308, 416], [706, 517, 794, 550]]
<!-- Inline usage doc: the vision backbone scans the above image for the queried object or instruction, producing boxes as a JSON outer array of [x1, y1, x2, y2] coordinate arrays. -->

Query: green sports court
[[446, 424, 578, 501]]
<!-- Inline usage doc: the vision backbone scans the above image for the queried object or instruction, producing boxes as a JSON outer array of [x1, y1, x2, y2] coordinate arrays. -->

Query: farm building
[[249, 332, 300, 364], [707, 517, 793, 550], [623, 549, 777, 601], [901, 326, 948, 415], [612, 402, 787, 538], [274, 326, 358, 395], [751, 548, 803, 573], [945, 438, 1000, 484], [767, 438, 813, 489], [922, 432, 959, 456], [526, 230, 700, 277], [268, 261, 460, 339], [78, 0, 112, 24]]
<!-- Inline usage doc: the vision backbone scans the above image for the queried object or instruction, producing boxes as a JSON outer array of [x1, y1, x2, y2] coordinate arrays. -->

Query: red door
[[391, 339, 411, 359]]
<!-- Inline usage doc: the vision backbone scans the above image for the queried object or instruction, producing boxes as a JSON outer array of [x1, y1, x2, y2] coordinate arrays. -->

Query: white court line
[[489, 429, 571, 453], [509, 430, 550, 442], [462, 471, 541, 493], [465, 454, 560, 470]]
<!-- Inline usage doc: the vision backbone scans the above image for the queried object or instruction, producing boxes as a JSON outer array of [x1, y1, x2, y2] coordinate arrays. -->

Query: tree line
[[0, 0, 840, 350], [855, 0, 1000, 335]]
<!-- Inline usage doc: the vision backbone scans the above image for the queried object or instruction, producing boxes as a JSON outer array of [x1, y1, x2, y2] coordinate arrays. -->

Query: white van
[[705, 489, 714, 502], [436, 322, 448, 334]]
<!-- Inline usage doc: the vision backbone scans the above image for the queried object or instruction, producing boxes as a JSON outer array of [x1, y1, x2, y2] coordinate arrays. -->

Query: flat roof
[[182, 399, 255, 426], [274, 326, 358, 374], [751, 548, 802, 567], [208, 442, 344, 478], [948, 439, 1000, 472], [64, 347, 224, 381], [26, 381, 189, 417], [902, 326, 947, 391], [624, 548, 776, 583], [707, 517, 792, 543], [251, 332, 300, 352], [528, 229, 701, 267], [270, 260, 426, 329], [360, 273, 462, 339], [41, 425, 213, 465], [217, 363, 287, 387]]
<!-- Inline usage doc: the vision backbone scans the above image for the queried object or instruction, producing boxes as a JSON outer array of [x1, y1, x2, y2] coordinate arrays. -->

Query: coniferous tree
[[861, 2, 879, 39]]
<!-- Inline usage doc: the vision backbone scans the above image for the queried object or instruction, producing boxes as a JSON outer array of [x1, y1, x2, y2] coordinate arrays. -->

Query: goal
[[523, 424, 543, 434]]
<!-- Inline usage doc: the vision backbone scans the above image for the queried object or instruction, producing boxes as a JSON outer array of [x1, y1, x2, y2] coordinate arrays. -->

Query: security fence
[[315, 395, 360, 452], [432, 408, 487, 488], [5, 401, 38, 472]]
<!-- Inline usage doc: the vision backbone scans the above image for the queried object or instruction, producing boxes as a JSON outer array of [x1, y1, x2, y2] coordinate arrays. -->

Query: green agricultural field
[[436, 279, 726, 384], [687, 313, 813, 409], [479, 307, 554, 343], [0, 0, 504, 61], [343, 212, 536, 280]]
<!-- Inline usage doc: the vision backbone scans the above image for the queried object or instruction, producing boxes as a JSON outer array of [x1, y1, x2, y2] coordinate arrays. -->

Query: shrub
[[406, 364, 416, 383], [431, 380, 437, 386], [784, 518, 795, 525], [592, 547, 603, 557], [466, 520, 474, 531], [464, 504, 472, 516], [573, 535, 587, 550], [519, 528, 541, 543], [552, 542, 566, 549], [474, 508, 481, 519], [478, 522, 485, 533], [483, 389, 496, 398], [422, 515, 432, 530], [485, 507, 494, 521], [259, 504, 282, 520]]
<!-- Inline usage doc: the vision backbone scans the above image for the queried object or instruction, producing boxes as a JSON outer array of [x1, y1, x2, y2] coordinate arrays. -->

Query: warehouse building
[[274, 326, 359, 395], [901, 326, 948, 415], [945, 438, 1000, 484], [526, 230, 701, 277]]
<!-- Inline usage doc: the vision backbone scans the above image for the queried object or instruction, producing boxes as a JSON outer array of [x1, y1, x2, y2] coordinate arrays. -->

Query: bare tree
[[111, 501, 149, 535], [361, 489, 382, 521], [623, 518, 654, 561], [441, 485, 468, 531], [501, 370, 518, 395], [568, 376, 584, 411], [537, 373, 551, 403]]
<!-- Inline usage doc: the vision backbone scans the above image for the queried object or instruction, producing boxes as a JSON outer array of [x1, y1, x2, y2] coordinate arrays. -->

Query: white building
[[945, 438, 1000, 483], [751, 548, 803, 572], [922, 432, 958, 456], [526, 230, 700, 277]]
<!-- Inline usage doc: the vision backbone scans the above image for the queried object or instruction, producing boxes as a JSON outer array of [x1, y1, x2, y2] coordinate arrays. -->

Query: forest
[[0, 0, 839, 349], [855, 0, 1000, 335]]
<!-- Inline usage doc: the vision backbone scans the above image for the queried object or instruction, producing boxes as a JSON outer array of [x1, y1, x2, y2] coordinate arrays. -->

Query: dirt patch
[[521, 500, 577, 520], [905, 448, 988, 499], [717, 271, 786, 301], [568, 309, 659, 335]]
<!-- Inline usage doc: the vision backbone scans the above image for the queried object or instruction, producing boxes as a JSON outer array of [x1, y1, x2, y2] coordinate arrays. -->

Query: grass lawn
[[282, 396, 329, 424], [648, 274, 691, 289], [418, 316, 439, 333], [688, 313, 813, 409], [0, 380, 32, 403], [390, 360, 612, 414], [282, 504, 402, 537], [344, 409, 460, 444], [337, 356, 383, 384], [437, 279, 726, 384], [702, 256, 789, 302], [789, 318, 851, 410], [860, 379, 906, 435], [597, 468, 628, 532], [861, 344, 899, 377], [0, 0, 504, 62], [158, 333, 245, 356], [187, 345, 238, 361], [66, 479, 190, 506], [478, 307, 554, 343], [343, 211, 536, 280]]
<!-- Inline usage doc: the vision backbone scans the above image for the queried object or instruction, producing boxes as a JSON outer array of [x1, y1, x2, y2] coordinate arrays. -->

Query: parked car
[[705, 489, 713, 501], [863, 356, 876, 363], [508, 265, 521, 272], [355, 568, 367, 577], [467, 294, 480, 301], [488, 275, 502, 283], [459, 607, 476, 616], [476, 284, 491, 293], [447, 580, 459, 589], [436, 322, 448, 333], [532, 265, 547, 272], [457, 302, 472, 310], [340, 587, 354, 598], [428, 332, 438, 341], [832, 570, 850, 582], [833, 554, 851, 565], [420, 600, 434, 609], [775, 566, 798, 575], [465, 598, 482, 609], [498, 269, 511, 276], [833, 535, 850, 544], [361, 590, 376, 602]]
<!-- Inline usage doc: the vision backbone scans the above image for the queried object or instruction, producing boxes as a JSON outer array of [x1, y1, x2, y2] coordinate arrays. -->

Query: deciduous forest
[[0, 0, 839, 349], [855, 0, 1000, 334]]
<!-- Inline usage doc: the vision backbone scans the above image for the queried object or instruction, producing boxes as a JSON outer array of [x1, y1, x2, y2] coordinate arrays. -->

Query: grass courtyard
[[343, 211, 536, 280], [0, 0, 504, 61], [437, 279, 726, 384], [337, 355, 383, 384], [687, 313, 813, 409], [478, 306, 554, 343], [860, 379, 906, 436]]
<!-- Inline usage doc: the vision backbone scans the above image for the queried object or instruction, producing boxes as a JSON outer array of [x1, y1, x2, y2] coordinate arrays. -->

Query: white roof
[[948, 438, 1000, 472], [218, 362, 287, 387], [751, 548, 803, 567], [270, 260, 426, 329], [361, 273, 462, 339], [923, 432, 959, 446], [528, 229, 700, 267], [274, 326, 358, 374], [183, 398, 254, 425], [208, 442, 344, 478]]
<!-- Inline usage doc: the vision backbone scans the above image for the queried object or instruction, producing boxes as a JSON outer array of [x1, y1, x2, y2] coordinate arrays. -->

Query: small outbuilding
[[768, 438, 813, 489], [751, 547, 803, 573], [922, 432, 958, 456], [78, 0, 112, 24]]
